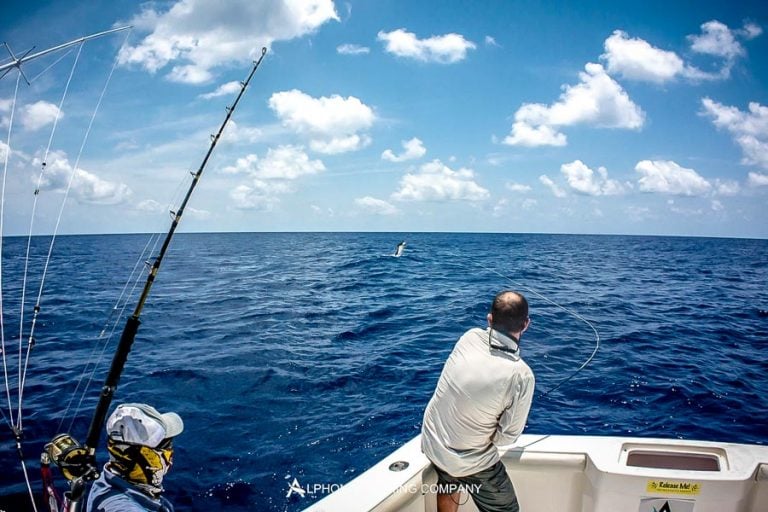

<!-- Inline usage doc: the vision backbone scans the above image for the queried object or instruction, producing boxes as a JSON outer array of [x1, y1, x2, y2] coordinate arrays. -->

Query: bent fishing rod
[[42, 47, 268, 510]]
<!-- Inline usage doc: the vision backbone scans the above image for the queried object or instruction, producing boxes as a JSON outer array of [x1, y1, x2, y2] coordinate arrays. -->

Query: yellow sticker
[[646, 480, 701, 495]]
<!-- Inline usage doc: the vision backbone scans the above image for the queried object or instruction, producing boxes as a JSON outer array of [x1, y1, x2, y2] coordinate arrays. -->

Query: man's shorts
[[434, 461, 519, 512]]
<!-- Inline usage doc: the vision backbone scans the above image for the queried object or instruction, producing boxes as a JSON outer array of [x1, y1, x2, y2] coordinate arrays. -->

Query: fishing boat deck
[[305, 434, 768, 512]]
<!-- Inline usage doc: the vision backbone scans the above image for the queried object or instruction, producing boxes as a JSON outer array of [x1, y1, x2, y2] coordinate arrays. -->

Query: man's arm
[[492, 373, 535, 446]]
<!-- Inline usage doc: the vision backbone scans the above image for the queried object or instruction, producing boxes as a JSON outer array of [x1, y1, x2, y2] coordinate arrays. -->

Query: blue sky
[[1, 0, 766, 238]]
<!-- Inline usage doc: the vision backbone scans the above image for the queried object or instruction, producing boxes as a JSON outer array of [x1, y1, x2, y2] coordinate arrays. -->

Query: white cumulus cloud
[[225, 145, 324, 210], [492, 198, 508, 217], [686, 20, 763, 79], [230, 181, 287, 210], [310, 205, 334, 216], [505, 182, 531, 193], [701, 98, 768, 170], [600, 30, 715, 83], [740, 23, 763, 40], [714, 179, 740, 196], [0, 101, 9, 130], [221, 120, 262, 144], [505, 123, 566, 147], [34, 151, 131, 204], [354, 196, 399, 215], [269, 89, 375, 154], [118, 0, 339, 83], [635, 160, 712, 196], [688, 20, 747, 60], [381, 137, 426, 162], [391, 160, 489, 202], [504, 63, 644, 147], [377, 28, 476, 63], [184, 207, 211, 219], [223, 145, 325, 180], [310, 134, 371, 154], [748, 171, 768, 187], [539, 175, 567, 198], [20, 101, 62, 131], [561, 160, 628, 196], [599, 22, 764, 83], [199, 81, 242, 99], [337, 44, 369, 55], [135, 199, 165, 212]]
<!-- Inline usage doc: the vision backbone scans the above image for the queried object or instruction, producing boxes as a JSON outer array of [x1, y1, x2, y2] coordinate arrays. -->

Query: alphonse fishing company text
[[286, 477, 480, 499]]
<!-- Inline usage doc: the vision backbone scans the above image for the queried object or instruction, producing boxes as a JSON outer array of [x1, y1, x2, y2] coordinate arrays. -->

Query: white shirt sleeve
[[492, 372, 535, 446]]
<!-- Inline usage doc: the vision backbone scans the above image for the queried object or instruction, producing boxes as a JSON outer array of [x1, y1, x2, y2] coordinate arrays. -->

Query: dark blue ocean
[[0, 232, 766, 511]]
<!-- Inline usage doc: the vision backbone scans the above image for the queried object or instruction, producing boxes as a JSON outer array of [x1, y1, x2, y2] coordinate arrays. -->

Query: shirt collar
[[487, 327, 520, 354], [103, 467, 167, 509]]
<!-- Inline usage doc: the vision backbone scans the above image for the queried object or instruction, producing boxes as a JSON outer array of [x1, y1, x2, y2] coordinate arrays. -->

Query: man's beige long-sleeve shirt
[[421, 327, 535, 477]]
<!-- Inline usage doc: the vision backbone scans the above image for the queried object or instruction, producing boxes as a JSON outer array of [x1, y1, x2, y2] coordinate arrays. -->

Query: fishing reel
[[43, 434, 96, 482]]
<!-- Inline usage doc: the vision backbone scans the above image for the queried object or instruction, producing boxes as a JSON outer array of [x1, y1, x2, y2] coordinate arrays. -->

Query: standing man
[[86, 403, 184, 512], [422, 290, 535, 512]]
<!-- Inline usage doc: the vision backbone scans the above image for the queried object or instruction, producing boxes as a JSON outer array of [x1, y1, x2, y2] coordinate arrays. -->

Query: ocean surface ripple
[[0, 232, 766, 511]]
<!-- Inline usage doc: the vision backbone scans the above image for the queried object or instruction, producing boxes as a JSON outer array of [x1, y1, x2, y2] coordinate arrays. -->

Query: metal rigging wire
[[17, 29, 132, 432]]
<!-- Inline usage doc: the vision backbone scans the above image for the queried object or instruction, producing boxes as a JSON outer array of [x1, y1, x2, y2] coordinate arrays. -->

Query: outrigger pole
[[44, 47, 268, 510], [0, 26, 132, 82]]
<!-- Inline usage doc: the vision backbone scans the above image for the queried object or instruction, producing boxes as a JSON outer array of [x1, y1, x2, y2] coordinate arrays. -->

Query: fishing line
[[60, 135, 207, 430], [18, 40, 84, 425], [63, 140, 204, 432], [68, 260, 149, 423], [57, 231, 160, 434], [446, 250, 600, 400], [0, 71, 22, 429], [100, 233, 163, 339], [64, 230, 165, 432], [17, 29, 131, 430], [0, 402, 9, 426], [438, 250, 601, 456]]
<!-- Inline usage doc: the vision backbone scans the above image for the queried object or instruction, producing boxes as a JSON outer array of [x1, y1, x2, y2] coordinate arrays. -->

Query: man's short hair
[[490, 291, 529, 333]]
